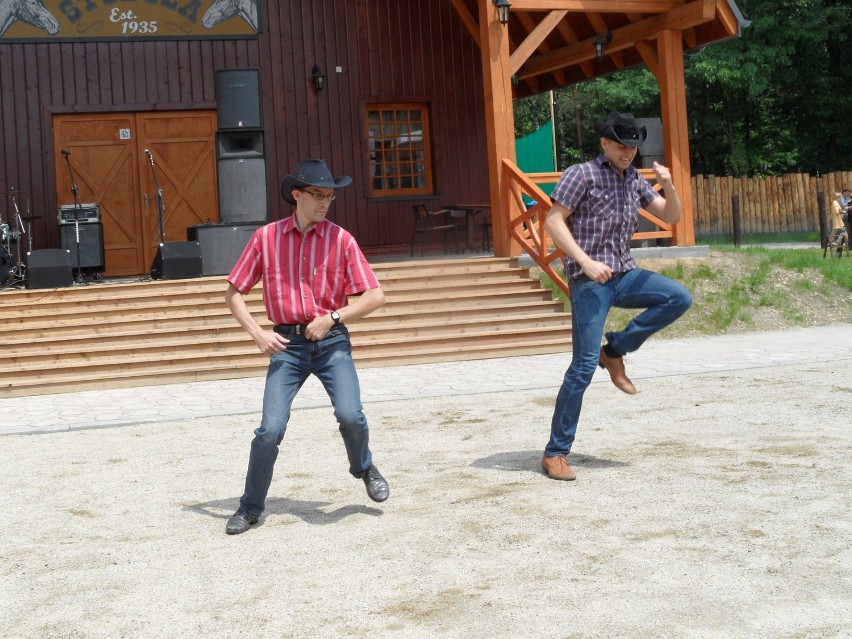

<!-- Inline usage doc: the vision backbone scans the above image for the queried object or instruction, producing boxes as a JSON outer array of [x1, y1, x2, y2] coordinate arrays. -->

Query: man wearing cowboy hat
[[223, 159, 389, 534], [540, 112, 693, 481]]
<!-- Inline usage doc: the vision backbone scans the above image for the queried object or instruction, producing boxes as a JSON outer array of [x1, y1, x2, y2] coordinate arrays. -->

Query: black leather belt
[[274, 323, 310, 336]]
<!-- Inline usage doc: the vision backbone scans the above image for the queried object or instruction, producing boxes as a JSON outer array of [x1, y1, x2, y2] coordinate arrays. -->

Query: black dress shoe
[[363, 465, 389, 502], [225, 508, 259, 535]]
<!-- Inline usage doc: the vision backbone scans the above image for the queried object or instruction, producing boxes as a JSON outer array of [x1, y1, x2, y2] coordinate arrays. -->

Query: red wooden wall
[[0, 1, 489, 256]]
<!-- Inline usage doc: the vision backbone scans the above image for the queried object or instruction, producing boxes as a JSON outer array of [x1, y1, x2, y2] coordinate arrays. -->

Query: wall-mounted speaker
[[216, 69, 262, 130], [59, 222, 105, 273], [27, 249, 73, 289], [150, 242, 202, 280]]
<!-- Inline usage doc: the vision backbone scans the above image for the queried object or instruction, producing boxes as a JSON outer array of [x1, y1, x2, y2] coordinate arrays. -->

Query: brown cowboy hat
[[280, 159, 352, 205], [593, 112, 648, 147]]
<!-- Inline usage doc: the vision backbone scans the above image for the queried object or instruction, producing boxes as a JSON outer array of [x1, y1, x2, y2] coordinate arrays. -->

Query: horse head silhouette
[[201, 0, 258, 32], [0, 0, 60, 37]]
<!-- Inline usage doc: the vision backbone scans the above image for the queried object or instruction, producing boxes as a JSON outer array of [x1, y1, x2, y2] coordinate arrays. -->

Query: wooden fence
[[691, 170, 852, 236]]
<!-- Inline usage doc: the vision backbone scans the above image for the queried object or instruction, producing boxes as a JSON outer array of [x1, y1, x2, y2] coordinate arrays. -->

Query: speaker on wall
[[59, 222, 105, 273], [27, 249, 73, 289], [216, 68, 262, 130], [217, 157, 268, 224], [187, 223, 263, 277], [150, 242, 202, 280]]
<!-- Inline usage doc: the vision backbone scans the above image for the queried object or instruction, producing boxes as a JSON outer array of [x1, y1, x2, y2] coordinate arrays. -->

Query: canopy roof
[[451, 0, 748, 96]]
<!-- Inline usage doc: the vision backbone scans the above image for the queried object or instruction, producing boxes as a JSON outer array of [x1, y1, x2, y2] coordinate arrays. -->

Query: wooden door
[[54, 111, 218, 276]]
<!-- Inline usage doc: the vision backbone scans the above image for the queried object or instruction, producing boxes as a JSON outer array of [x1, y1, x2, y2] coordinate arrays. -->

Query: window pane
[[365, 103, 432, 197]]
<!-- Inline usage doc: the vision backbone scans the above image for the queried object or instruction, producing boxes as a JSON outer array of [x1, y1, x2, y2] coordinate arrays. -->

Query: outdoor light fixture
[[492, 0, 511, 25], [311, 65, 325, 91], [594, 32, 612, 62]]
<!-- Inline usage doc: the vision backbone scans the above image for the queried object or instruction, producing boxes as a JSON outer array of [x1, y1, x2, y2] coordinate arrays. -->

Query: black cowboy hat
[[280, 159, 352, 205], [593, 112, 648, 147]]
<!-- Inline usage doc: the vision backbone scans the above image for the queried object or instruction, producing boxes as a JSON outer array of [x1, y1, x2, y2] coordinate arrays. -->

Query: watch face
[[332, 311, 340, 324]]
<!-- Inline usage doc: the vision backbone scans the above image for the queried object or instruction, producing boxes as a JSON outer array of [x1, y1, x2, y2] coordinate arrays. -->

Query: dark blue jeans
[[239, 326, 373, 516], [545, 268, 692, 457]]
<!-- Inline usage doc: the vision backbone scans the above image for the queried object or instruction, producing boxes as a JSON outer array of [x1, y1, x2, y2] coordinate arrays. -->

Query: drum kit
[[1, 187, 39, 289]]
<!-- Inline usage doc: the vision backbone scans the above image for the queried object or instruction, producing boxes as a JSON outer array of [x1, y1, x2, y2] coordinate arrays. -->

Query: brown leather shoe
[[541, 454, 576, 481], [598, 347, 638, 394]]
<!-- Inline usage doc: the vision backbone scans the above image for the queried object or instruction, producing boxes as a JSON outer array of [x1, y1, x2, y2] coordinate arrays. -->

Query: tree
[[514, 0, 852, 177]]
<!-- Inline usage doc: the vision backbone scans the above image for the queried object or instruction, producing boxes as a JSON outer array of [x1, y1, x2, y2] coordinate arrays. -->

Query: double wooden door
[[53, 111, 219, 276]]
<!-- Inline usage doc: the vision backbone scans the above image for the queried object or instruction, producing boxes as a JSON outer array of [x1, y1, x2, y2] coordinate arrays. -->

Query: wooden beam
[[715, 0, 741, 36], [655, 29, 696, 245], [478, 0, 517, 256], [509, 1, 681, 11], [449, 0, 480, 48], [635, 40, 659, 77], [519, 0, 716, 79], [510, 10, 568, 75]]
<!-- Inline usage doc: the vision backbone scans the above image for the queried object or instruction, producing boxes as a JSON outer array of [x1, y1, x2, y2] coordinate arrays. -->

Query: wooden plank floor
[[0, 257, 571, 397]]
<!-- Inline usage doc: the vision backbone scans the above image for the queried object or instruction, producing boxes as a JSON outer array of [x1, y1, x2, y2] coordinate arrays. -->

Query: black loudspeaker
[[217, 130, 264, 159], [187, 223, 263, 276], [27, 249, 73, 289], [635, 117, 664, 169], [217, 157, 268, 224], [150, 242, 202, 280], [216, 69, 262, 130], [59, 222, 105, 273]]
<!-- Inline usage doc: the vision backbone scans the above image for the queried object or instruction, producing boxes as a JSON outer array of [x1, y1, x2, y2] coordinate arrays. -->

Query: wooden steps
[[0, 257, 571, 397]]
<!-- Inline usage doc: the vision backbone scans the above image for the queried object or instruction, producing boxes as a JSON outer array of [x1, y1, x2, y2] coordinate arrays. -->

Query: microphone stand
[[7, 188, 25, 284], [61, 151, 87, 285], [146, 150, 167, 245]]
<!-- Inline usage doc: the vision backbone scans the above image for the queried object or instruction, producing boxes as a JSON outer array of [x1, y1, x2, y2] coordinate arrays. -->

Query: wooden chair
[[411, 204, 460, 257]]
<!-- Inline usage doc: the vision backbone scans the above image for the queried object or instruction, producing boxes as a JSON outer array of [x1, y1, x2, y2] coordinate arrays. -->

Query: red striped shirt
[[228, 215, 381, 324]]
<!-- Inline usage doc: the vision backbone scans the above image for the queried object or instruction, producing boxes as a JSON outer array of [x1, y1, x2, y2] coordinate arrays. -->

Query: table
[[443, 204, 491, 252]]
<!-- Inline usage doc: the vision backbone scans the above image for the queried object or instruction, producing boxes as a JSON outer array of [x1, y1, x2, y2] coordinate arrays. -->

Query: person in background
[[540, 112, 693, 481], [829, 192, 848, 251], [223, 159, 389, 535]]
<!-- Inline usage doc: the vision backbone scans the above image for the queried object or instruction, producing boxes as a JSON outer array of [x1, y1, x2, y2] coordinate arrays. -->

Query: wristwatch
[[331, 310, 341, 326]]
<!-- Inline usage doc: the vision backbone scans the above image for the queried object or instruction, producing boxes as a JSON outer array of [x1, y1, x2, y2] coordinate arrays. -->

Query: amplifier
[[58, 203, 101, 224]]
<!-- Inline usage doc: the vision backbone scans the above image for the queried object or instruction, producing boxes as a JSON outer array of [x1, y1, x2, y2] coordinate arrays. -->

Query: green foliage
[[515, 0, 852, 176]]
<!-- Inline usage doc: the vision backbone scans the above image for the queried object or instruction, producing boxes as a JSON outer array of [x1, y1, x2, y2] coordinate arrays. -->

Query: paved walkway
[[1, 324, 849, 436]]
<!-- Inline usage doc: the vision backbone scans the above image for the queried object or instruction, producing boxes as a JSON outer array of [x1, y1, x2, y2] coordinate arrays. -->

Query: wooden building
[[0, 1, 746, 279]]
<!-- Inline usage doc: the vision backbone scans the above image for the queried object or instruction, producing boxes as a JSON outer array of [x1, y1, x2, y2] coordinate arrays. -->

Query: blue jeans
[[239, 326, 373, 516], [545, 268, 692, 457]]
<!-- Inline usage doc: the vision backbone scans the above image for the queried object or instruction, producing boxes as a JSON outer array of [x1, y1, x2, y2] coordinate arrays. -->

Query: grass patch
[[536, 243, 850, 338]]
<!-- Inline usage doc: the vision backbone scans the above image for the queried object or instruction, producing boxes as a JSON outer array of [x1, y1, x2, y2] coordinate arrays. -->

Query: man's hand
[[253, 330, 290, 355], [653, 160, 674, 186], [582, 259, 613, 284], [305, 315, 336, 341]]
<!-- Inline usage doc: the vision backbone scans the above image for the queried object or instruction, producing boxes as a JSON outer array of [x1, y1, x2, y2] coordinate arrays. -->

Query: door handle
[[144, 193, 149, 210]]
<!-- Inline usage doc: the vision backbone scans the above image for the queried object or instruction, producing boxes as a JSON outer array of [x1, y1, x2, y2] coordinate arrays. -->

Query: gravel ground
[[1, 359, 850, 638]]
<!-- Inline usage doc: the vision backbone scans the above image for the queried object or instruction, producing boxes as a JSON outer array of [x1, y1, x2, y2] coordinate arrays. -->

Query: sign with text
[[0, 0, 260, 41]]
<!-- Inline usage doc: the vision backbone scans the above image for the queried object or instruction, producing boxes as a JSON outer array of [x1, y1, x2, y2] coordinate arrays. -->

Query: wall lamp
[[594, 32, 612, 62], [492, 0, 511, 26], [311, 65, 325, 92]]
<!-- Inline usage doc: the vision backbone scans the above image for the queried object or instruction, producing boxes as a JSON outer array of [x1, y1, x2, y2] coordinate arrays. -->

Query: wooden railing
[[501, 159, 675, 296]]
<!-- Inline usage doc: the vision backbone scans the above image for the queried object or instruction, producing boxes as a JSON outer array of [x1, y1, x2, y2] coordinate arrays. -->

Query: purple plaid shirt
[[550, 155, 660, 279]]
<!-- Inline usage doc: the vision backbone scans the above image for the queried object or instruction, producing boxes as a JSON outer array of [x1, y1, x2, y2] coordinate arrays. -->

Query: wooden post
[[477, 0, 517, 257], [654, 29, 695, 246], [732, 194, 741, 247], [817, 191, 827, 249]]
